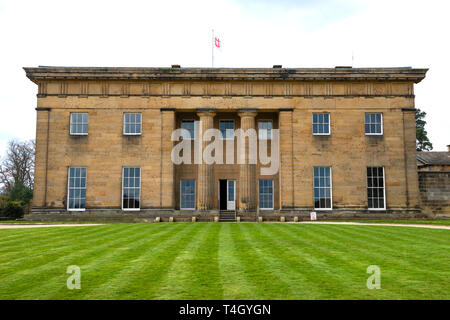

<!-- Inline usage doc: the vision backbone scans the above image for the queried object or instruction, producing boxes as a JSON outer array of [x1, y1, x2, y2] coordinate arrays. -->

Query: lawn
[[0, 223, 448, 300]]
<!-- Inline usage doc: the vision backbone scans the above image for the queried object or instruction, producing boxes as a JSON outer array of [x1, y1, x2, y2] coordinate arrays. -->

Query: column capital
[[238, 108, 258, 118], [196, 108, 216, 118]]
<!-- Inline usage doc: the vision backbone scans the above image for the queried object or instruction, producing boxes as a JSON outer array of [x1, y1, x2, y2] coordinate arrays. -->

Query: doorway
[[219, 180, 235, 210]]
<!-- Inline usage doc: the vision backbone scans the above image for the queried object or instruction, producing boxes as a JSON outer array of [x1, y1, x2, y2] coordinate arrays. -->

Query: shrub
[[0, 200, 24, 219], [8, 183, 33, 205]]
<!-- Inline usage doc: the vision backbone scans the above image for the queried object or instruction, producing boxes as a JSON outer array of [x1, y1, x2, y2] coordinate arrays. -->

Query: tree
[[0, 140, 35, 194], [415, 108, 433, 151]]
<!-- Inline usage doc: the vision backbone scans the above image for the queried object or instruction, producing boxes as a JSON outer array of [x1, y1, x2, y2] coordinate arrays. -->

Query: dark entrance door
[[219, 180, 227, 210]]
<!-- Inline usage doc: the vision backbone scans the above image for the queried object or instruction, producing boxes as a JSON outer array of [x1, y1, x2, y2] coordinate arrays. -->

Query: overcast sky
[[0, 0, 448, 156]]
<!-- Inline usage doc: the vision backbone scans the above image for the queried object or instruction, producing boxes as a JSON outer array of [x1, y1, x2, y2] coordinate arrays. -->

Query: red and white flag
[[211, 30, 223, 67], [214, 36, 221, 49]]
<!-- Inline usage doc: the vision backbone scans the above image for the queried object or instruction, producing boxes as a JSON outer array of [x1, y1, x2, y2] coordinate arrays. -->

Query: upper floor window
[[220, 120, 234, 140], [258, 120, 273, 140], [181, 120, 195, 140], [123, 113, 142, 135], [365, 113, 383, 135], [312, 113, 330, 135], [70, 113, 88, 135]]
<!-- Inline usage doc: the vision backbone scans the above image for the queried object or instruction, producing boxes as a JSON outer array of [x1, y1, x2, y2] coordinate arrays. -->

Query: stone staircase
[[219, 210, 237, 222]]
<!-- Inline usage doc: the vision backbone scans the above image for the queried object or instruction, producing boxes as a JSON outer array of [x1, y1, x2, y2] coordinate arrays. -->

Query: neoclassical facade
[[25, 66, 427, 221]]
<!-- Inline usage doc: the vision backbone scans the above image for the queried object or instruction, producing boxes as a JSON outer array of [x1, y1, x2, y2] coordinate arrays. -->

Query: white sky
[[0, 0, 448, 156]]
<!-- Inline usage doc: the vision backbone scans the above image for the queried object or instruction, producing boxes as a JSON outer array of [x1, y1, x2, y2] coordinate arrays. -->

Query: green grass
[[0, 220, 129, 224], [324, 219, 450, 225], [0, 223, 448, 300]]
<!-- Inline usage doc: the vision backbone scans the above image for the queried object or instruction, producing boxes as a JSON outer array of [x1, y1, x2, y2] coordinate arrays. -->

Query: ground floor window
[[122, 167, 141, 210], [314, 167, 332, 209], [367, 167, 385, 209], [180, 180, 196, 209], [67, 167, 86, 210], [259, 179, 273, 209]]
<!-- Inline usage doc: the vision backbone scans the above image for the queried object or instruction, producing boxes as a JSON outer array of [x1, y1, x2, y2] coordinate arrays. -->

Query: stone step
[[219, 210, 236, 222]]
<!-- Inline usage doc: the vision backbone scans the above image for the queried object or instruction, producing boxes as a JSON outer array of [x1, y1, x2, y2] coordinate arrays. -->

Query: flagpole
[[211, 29, 214, 68]]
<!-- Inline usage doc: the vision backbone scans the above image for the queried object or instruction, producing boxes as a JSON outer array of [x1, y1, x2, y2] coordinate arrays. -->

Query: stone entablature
[[25, 66, 426, 98]]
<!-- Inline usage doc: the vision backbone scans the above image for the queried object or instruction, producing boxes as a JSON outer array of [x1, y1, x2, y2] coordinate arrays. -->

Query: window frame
[[121, 167, 141, 211], [123, 113, 142, 136], [180, 179, 196, 210], [312, 113, 331, 136], [67, 167, 87, 212], [258, 179, 274, 210], [366, 167, 386, 210], [313, 166, 333, 211], [219, 119, 235, 140], [181, 119, 195, 140], [69, 113, 89, 136], [364, 113, 383, 136], [258, 120, 273, 140]]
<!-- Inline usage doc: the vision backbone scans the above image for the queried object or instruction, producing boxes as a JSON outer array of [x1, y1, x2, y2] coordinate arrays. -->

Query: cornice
[[24, 66, 428, 83]]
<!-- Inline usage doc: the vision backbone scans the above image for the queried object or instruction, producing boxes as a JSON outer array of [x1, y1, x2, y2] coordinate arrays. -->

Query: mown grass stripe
[[278, 224, 448, 299], [0, 224, 167, 299], [262, 223, 378, 299], [151, 223, 223, 299], [317, 225, 450, 279], [218, 223, 259, 299], [238, 223, 320, 299], [0, 225, 118, 262], [0, 224, 137, 276], [83, 223, 202, 299], [0, 226, 107, 249], [27, 223, 182, 300], [221, 223, 294, 299]]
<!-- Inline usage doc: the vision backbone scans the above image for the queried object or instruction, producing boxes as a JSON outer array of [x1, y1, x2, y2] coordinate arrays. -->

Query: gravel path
[[0, 223, 104, 229], [299, 221, 450, 230]]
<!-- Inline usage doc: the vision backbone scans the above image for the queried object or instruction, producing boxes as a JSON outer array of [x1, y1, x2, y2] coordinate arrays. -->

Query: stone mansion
[[24, 66, 427, 221]]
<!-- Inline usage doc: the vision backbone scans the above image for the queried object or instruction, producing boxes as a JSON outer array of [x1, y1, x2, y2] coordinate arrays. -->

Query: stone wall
[[418, 171, 450, 216]]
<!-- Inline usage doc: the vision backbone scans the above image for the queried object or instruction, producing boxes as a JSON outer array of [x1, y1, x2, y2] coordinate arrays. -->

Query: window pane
[[181, 121, 195, 139], [259, 180, 273, 209], [365, 113, 382, 134], [68, 167, 86, 210], [122, 167, 140, 209], [367, 167, 385, 209], [181, 180, 196, 209], [71, 113, 88, 134], [313, 167, 332, 209], [220, 121, 234, 139], [313, 113, 330, 135]]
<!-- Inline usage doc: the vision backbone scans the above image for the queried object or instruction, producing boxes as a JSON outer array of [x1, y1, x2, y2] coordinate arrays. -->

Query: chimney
[[273, 65, 282, 68]]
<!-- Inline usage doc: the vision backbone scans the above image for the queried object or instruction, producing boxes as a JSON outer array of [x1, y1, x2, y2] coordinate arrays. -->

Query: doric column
[[238, 109, 258, 211], [197, 109, 216, 210]]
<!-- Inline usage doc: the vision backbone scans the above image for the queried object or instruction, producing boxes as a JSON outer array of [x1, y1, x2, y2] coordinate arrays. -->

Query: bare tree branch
[[0, 140, 35, 194]]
